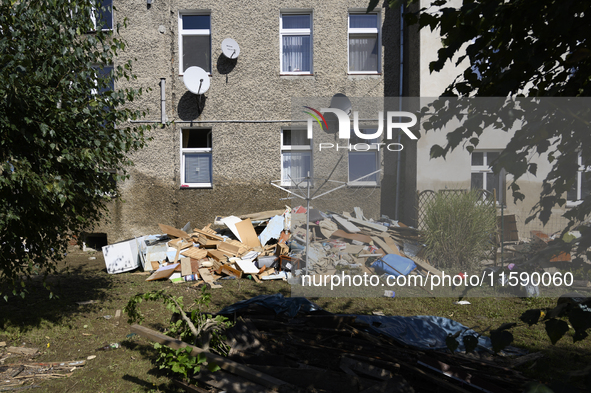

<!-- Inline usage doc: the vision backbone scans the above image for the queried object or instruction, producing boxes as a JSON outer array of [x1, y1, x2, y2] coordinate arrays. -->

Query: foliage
[[369, 0, 591, 275], [124, 287, 233, 381], [422, 189, 497, 270], [0, 0, 151, 299]]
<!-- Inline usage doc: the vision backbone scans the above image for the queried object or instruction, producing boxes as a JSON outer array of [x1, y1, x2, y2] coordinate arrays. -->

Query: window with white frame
[[280, 13, 312, 74], [179, 13, 211, 74], [91, 0, 113, 31], [348, 129, 380, 186], [567, 153, 590, 204], [281, 129, 312, 186], [348, 12, 380, 73], [470, 151, 505, 203], [181, 129, 212, 187]]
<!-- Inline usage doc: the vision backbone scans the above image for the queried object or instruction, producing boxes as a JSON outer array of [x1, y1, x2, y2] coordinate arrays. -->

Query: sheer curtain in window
[[349, 36, 378, 72], [282, 152, 311, 184], [282, 36, 311, 72]]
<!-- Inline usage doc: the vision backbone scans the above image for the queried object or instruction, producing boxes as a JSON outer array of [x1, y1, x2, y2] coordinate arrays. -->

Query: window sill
[[180, 184, 212, 189], [347, 182, 380, 187], [566, 200, 583, 208], [280, 73, 315, 77]]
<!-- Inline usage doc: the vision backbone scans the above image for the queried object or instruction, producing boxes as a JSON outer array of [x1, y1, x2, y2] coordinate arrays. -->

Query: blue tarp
[[371, 254, 416, 277], [216, 294, 526, 355]]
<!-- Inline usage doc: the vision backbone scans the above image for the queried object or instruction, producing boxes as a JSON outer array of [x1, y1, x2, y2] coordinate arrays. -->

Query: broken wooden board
[[218, 241, 240, 256], [342, 213, 388, 232], [180, 257, 192, 277], [370, 236, 395, 255], [181, 247, 208, 260], [333, 215, 361, 233], [197, 234, 221, 248], [239, 209, 286, 221], [235, 218, 262, 248], [207, 249, 228, 263], [216, 264, 242, 279], [330, 230, 372, 243], [406, 255, 442, 276], [190, 228, 224, 241], [167, 237, 193, 250], [198, 268, 222, 289], [380, 235, 402, 256], [158, 224, 188, 239]]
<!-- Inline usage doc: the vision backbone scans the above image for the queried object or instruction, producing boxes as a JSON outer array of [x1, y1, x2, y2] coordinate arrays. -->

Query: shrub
[[422, 190, 497, 270]]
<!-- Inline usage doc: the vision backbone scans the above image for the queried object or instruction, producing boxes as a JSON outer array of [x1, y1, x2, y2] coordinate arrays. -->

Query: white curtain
[[282, 36, 311, 72], [282, 151, 311, 184], [349, 36, 378, 72]]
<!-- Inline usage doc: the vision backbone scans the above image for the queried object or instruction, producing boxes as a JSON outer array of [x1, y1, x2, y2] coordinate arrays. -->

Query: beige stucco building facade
[[93, 0, 421, 243]]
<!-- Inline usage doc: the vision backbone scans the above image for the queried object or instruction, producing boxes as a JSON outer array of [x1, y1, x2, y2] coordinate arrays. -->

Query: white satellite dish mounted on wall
[[183, 66, 210, 95], [330, 93, 352, 116], [221, 38, 240, 59]]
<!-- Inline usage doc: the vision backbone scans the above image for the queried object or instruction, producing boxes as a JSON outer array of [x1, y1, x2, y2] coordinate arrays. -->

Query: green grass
[[1, 246, 590, 392]]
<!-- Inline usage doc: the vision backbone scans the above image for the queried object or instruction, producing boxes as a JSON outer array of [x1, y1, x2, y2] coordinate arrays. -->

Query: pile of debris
[[132, 294, 537, 393], [101, 207, 441, 290]]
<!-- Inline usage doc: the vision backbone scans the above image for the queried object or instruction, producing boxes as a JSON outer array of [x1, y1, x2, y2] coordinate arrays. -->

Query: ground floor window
[[181, 128, 212, 187]]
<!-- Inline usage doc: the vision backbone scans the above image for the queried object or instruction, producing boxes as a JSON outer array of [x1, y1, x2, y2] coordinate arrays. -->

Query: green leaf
[[545, 319, 569, 345], [207, 362, 221, 373]]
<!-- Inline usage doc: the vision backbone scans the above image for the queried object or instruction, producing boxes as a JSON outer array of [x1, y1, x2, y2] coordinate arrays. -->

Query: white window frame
[[567, 153, 590, 206], [180, 128, 212, 188], [91, 0, 113, 31], [348, 11, 381, 74], [348, 128, 381, 186], [280, 12, 313, 75], [178, 11, 212, 76], [281, 128, 313, 187], [470, 150, 505, 204]]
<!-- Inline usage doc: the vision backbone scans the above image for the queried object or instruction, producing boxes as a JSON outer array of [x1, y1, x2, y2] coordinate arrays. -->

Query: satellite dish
[[183, 66, 210, 95], [221, 38, 240, 59], [330, 93, 352, 116]]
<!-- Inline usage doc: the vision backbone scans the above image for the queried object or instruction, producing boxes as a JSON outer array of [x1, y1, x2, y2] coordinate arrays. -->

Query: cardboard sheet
[[235, 218, 262, 248]]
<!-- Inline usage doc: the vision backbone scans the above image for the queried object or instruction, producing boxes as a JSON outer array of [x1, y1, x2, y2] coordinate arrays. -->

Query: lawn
[[1, 245, 590, 392]]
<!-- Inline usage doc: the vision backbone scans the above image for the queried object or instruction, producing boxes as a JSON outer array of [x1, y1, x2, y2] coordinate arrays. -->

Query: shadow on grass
[[0, 263, 113, 332]]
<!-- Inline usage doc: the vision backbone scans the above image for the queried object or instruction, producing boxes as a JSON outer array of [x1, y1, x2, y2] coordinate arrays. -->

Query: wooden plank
[[158, 223, 188, 239], [342, 213, 388, 232], [330, 230, 372, 243], [167, 238, 193, 249], [333, 215, 361, 233], [380, 235, 402, 256], [235, 218, 262, 248], [407, 255, 442, 276], [130, 324, 292, 391], [218, 241, 240, 256], [207, 249, 227, 263], [181, 247, 207, 260], [216, 264, 242, 278], [190, 228, 224, 241], [198, 268, 222, 289], [146, 263, 179, 281], [370, 236, 395, 255], [180, 257, 192, 277]]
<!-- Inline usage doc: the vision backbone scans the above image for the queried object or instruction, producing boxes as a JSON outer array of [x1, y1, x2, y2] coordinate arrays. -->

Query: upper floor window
[[179, 13, 211, 74], [280, 13, 312, 74], [92, 0, 113, 31], [348, 12, 380, 73], [471, 151, 505, 204], [567, 153, 590, 205]]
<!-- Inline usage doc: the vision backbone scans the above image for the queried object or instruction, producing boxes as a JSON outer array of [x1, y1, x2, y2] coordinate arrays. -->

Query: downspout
[[160, 78, 167, 124], [394, 5, 404, 220]]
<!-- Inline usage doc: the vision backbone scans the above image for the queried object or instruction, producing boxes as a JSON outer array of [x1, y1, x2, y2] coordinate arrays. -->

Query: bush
[[423, 190, 497, 270]]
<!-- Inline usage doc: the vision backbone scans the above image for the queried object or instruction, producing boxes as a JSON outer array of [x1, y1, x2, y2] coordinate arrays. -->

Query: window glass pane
[[282, 35, 311, 72], [282, 151, 311, 183], [185, 153, 212, 184], [487, 152, 499, 166], [349, 14, 378, 29], [349, 35, 378, 72], [182, 15, 210, 30], [567, 181, 577, 201], [282, 14, 310, 29], [471, 152, 483, 166], [97, 0, 113, 30], [183, 129, 211, 148], [96, 65, 113, 94], [349, 129, 379, 144], [471, 173, 483, 189], [349, 152, 378, 182], [581, 172, 590, 199], [284, 129, 309, 146], [486, 172, 502, 197], [183, 35, 211, 72]]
